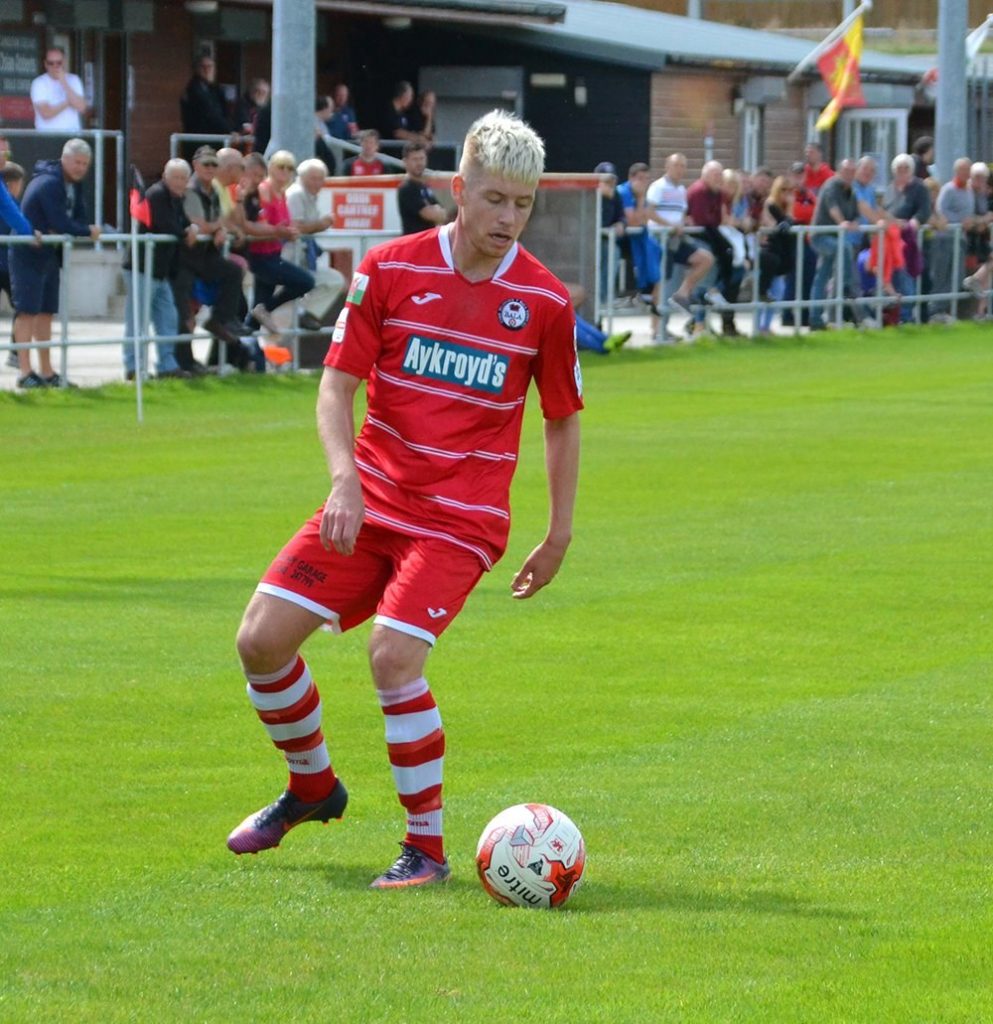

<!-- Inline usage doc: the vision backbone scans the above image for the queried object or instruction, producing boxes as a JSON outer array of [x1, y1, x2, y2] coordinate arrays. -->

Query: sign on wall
[[0, 32, 39, 123]]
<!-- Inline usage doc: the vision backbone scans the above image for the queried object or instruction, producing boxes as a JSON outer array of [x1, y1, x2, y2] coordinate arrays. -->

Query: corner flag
[[129, 166, 151, 228], [815, 15, 866, 132]]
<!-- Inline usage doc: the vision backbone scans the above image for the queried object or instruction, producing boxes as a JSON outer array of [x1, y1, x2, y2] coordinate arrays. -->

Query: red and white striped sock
[[377, 676, 445, 863], [245, 655, 337, 803]]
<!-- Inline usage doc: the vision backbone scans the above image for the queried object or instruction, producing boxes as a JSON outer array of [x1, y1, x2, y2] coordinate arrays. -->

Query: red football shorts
[[256, 511, 485, 646]]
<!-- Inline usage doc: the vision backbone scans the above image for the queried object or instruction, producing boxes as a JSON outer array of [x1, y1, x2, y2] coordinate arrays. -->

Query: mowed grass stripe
[[1, 325, 990, 1023]]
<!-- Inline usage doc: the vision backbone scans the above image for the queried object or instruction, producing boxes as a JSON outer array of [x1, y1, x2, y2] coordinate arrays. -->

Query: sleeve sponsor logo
[[498, 298, 530, 330], [346, 271, 369, 306], [331, 306, 349, 344], [402, 334, 508, 394]]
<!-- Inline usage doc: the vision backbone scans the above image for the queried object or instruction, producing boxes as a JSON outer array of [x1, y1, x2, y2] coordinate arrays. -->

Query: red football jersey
[[324, 224, 583, 570]]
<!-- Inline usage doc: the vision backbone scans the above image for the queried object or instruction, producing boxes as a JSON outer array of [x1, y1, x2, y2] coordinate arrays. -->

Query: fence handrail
[[598, 218, 976, 337], [1, 224, 982, 418]]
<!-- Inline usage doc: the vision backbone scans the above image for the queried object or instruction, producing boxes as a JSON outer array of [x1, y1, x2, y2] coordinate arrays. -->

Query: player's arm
[[317, 367, 365, 555], [511, 412, 580, 600]]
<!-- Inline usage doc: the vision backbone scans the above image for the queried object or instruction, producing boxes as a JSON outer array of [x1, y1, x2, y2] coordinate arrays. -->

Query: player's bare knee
[[368, 627, 429, 689]]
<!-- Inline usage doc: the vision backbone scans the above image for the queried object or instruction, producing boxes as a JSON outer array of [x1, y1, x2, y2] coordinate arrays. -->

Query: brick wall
[[762, 87, 807, 175], [129, 10, 195, 177], [649, 70, 743, 176]]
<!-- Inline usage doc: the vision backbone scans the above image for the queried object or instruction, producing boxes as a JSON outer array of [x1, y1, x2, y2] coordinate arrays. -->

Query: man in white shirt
[[284, 158, 345, 329], [30, 47, 88, 132], [645, 153, 714, 320]]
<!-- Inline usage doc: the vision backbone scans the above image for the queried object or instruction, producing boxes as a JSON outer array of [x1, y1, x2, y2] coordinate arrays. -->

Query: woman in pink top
[[245, 150, 315, 334]]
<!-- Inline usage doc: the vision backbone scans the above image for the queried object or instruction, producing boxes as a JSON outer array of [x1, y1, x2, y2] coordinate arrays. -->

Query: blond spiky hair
[[459, 109, 545, 186]]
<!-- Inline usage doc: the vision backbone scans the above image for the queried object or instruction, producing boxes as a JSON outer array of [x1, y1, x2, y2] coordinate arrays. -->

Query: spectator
[[236, 78, 269, 138], [962, 163, 993, 311], [782, 160, 818, 327], [30, 46, 88, 133], [853, 156, 879, 232], [644, 153, 713, 325], [180, 54, 234, 143], [314, 96, 340, 175], [881, 153, 930, 323], [9, 139, 100, 388], [244, 150, 315, 339], [333, 84, 359, 138], [719, 168, 749, 271], [594, 161, 625, 306], [809, 159, 869, 330], [386, 81, 423, 144], [211, 147, 252, 326], [619, 161, 662, 314], [566, 282, 630, 353], [912, 136, 934, 180], [345, 130, 386, 176], [285, 158, 346, 330], [685, 160, 738, 335], [757, 175, 797, 334], [408, 90, 437, 143], [1, 145, 39, 372], [321, 93, 352, 143], [931, 157, 979, 322], [122, 158, 194, 381], [746, 167, 773, 225], [173, 145, 246, 370], [397, 141, 448, 235], [804, 142, 834, 194]]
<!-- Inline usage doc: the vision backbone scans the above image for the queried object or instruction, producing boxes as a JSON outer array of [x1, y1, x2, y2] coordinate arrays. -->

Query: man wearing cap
[[172, 145, 248, 371], [595, 161, 625, 306]]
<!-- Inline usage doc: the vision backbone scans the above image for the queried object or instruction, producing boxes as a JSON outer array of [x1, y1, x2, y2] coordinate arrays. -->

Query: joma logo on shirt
[[401, 335, 508, 394]]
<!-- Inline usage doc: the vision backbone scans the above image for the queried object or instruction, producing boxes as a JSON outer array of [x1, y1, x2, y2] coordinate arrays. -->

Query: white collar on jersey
[[438, 221, 519, 280]]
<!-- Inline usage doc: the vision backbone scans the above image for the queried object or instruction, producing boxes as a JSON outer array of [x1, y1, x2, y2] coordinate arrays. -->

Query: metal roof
[[494, 0, 929, 81]]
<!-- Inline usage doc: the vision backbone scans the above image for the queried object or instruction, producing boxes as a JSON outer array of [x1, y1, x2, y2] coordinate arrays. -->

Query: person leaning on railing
[[121, 158, 197, 381], [9, 138, 100, 389]]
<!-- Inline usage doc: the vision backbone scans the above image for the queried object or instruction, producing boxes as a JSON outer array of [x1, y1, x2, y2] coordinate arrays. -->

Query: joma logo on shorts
[[401, 334, 508, 394]]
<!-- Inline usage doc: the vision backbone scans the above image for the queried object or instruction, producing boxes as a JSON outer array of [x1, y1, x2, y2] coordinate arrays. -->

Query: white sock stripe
[[246, 672, 314, 713], [244, 656, 302, 687], [262, 702, 323, 743], [406, 808, 444, 836], [284, 743, 331, 774], [392, 757, 444, 796], [376, 676, 429, 708], [384, 708, 442, 745]]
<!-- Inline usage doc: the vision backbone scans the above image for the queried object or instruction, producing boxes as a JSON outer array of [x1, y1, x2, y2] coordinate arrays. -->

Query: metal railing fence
[[599, 220, 979, 341]]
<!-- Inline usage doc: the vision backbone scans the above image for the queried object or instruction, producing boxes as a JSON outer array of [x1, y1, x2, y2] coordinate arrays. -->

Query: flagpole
[[787, 1, 873, 83]]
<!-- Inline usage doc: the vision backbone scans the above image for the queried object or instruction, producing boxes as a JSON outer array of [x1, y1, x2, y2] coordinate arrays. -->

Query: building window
[[741, 104, 762, 171], [837, 108, 909, 185]]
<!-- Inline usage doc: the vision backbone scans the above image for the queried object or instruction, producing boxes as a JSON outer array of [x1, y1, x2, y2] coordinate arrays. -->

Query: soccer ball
[[475, 803, 586, 908]]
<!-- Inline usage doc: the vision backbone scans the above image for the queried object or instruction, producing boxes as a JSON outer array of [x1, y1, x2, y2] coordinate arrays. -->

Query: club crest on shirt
[[497, 298, 530, 330]]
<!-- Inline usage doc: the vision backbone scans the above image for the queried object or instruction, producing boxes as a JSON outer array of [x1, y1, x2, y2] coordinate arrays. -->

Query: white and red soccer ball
[[475, 803, 586, 908]]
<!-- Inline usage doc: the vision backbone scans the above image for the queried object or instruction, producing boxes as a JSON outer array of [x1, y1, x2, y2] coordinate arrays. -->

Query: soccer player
[[228, 110, 583, 889]]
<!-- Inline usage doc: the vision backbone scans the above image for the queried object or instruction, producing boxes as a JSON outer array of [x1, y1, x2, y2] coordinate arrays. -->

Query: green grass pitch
[[1, 324, 991, 1023]]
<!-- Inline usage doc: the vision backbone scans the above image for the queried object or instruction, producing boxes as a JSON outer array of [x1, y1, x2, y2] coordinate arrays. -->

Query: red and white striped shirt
[[324, 224, 583, 570]]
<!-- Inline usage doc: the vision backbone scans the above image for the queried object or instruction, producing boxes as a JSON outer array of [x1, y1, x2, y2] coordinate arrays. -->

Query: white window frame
[[837, 107, 909, 184], [741, 104, 763, 171]]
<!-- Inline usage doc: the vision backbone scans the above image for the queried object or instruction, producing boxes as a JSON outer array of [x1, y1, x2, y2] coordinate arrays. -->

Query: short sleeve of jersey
[[323, 251, 384, 378], [532, 298, 584, 420]]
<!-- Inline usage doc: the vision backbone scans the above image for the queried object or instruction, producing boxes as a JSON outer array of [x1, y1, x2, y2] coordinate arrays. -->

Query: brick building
[[0, 0, 932, 225]]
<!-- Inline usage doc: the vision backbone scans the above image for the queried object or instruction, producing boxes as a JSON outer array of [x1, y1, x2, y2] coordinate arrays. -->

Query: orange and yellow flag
[[815, 16, 866, 131]]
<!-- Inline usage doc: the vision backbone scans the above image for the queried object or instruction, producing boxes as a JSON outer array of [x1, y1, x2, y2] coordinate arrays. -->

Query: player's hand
[[319, 482, 364, 556], [510, 537, 569, 600]]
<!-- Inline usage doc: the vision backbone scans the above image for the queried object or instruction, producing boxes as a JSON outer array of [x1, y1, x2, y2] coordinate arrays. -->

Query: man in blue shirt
[[616, 162, 661, 315]]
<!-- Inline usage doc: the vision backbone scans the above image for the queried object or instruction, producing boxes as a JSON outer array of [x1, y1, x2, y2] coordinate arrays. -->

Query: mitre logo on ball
[[498, 298, 530, 330], [476, 803, 586, 908]]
